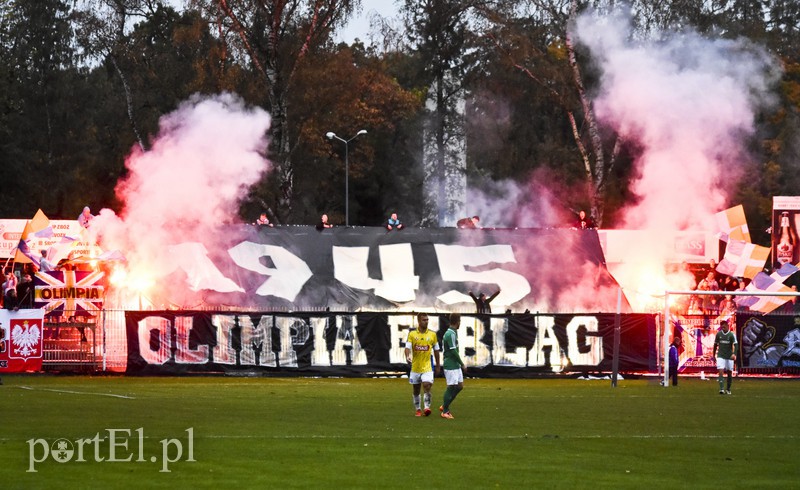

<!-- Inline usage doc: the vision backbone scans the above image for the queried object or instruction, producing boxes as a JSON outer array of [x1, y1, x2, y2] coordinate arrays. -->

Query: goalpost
[[661, 289, 800, 387]]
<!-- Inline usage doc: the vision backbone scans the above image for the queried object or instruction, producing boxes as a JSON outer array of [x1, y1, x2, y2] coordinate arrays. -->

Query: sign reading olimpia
[[124, 311, 656, 375]]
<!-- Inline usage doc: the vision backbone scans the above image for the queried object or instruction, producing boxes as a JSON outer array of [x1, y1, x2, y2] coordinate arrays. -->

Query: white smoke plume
[[463, 170, 573, 229], [458, 10, 780, 312], [91, 93, 271, 302], [574, 10, 780, 231], [571, 9, 780, 310], [466, 11, 779, 235]]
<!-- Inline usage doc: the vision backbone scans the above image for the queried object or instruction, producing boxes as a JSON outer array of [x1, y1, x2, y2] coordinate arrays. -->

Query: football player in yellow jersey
[[404, 313, 441, 416]]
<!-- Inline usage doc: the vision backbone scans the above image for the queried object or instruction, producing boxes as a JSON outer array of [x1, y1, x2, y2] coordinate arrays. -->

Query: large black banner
[[150, 226, 629, 313], [125, 311, 655, 376], [738, 313, 800, 372]]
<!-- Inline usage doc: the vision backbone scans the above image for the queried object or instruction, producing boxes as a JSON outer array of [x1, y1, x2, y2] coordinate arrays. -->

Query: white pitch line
[[2, 433, 794, 443], [478, 394, 800, 400], [17, 386, 135, 399], [197, 434, 798, 440]]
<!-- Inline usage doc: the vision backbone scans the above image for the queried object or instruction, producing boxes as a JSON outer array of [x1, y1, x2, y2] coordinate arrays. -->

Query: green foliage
[[0, 0, 78, 217], [466, 21, 584, 184], [242, 44, 422, 225], [0, 0, 798, 232]]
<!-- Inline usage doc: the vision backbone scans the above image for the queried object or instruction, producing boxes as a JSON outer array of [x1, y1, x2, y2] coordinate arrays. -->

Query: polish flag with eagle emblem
[[0, 309, 44, 372]]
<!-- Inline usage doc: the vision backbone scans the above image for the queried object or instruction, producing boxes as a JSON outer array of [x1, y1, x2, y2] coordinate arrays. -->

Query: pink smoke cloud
[[574, 10, 779, 231], [91, 93, 271, 302], [572, 10, 780, 310]]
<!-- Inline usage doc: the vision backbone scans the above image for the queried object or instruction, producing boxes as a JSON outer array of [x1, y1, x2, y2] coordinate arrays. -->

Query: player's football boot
[[415, 409, 422, 417], [424, 407, 431, 416], [441, 412, 454, 419]]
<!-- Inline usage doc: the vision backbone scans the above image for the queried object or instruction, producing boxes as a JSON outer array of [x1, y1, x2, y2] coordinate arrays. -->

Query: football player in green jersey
[[440, 312, 466, 419], [713, 320, 738, 394]]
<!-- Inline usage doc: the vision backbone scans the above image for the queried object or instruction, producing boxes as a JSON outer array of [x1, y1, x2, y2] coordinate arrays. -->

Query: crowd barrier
[[42, 321, 96, 372]]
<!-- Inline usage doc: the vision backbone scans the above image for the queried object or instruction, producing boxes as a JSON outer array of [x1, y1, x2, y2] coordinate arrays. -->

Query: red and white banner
[[0, 309, 45, 373]]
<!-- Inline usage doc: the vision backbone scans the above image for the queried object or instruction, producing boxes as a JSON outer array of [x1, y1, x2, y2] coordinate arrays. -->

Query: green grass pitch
[[1, 375, 798, 489]]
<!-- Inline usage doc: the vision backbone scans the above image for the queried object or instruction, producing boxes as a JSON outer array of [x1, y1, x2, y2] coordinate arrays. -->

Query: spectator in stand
[[39, 250, 56, 272], [704, 259, 718, 281], [469, 289, 500, 314], [16, 272, 35, 309], [720, 275, 739, 292], [469, 289, 501, 358], [316, 214, 333, 231], [22, 263, 36, 277], [697, 271, 720, 315], [690, 262, 710, 286], [386, 212, 404, 231], [77, 206, 94, 228], [3, 269, 18, 310], [718, 294, 737, 316], [734, 278, 748, 313], [457, 216, 480, 229], [687, 294, 703, 315], [255, 212, 273, 227], [573, 210, 595, 229]]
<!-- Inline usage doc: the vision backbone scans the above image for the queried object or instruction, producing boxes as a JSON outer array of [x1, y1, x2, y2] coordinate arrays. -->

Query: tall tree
[[0, 0, 78, 216], [71, 3, 262, 211], [193, 0, 359, 223], [73, 0, 166, 152], [283, 43, 421, 225], [480, 0, 629, 226], [402, 0, 498, 225]]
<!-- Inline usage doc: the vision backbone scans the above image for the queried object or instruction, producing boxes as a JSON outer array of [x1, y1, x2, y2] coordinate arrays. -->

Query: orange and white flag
[[716, 239, 769, 279], [713, 205, 750, 243]]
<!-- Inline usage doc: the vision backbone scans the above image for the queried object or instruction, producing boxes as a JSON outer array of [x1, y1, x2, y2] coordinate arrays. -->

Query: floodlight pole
[[326, 129, 367, 227]]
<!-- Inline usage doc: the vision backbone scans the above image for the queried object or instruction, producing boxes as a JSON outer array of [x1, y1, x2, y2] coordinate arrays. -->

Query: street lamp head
[[326, 129, 368, 227]]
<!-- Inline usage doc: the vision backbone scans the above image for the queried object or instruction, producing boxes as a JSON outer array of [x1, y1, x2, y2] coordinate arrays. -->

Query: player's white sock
[[413, 394, 421, 410], [423, 392, 431, 409]]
